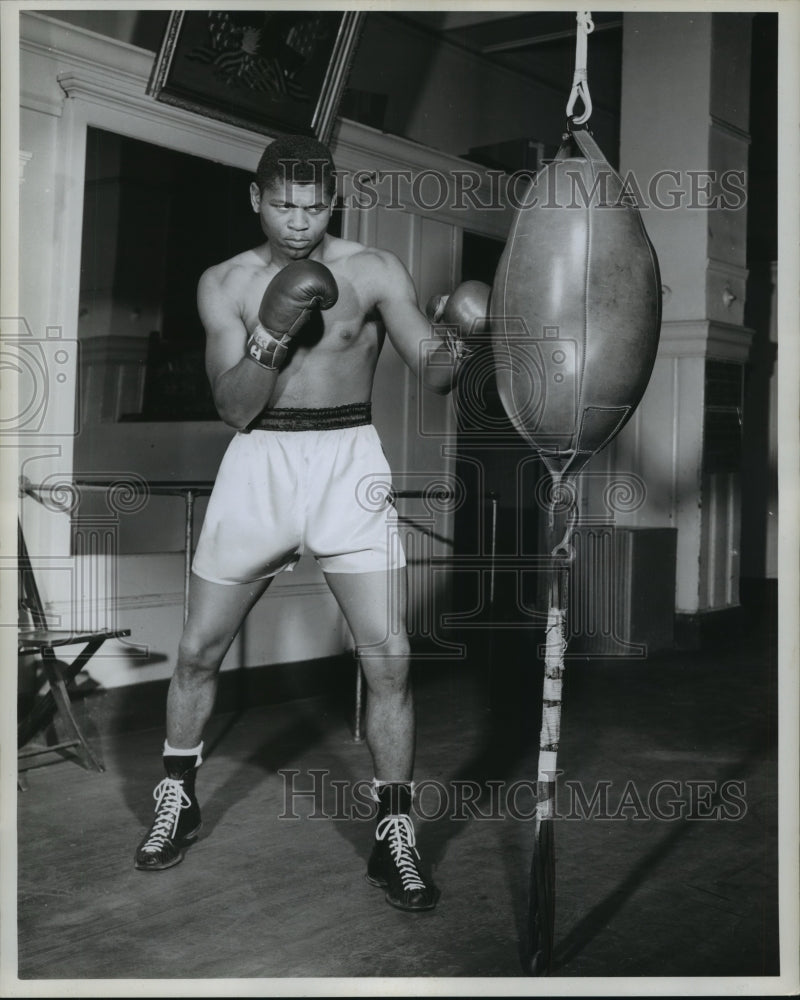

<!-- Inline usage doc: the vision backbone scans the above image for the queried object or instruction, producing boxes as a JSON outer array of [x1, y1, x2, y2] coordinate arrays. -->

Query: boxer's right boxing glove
[[247, 260, 339, 370], [426, 280, 491, 361]]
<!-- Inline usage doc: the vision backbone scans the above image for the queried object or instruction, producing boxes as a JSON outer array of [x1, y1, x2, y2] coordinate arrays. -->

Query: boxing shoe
[[134, 754, 202, 871], [366, 781, 439, 912]]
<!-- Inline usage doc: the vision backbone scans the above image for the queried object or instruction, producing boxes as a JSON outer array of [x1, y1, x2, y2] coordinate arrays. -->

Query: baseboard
[[739, 576, 778, 611], [674, 578, 778, 651], [674, 605, 744, 651]]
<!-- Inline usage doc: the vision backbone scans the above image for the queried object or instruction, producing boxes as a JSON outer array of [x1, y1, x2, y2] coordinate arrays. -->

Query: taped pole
[[526, 473, 576, 975]]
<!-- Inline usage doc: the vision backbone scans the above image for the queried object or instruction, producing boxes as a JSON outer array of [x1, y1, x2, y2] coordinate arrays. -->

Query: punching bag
[[489, 122, 662, 977], [491, 126, 662, 476]]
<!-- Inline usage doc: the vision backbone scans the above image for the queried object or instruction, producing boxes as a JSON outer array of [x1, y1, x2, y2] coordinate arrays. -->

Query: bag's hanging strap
[[570, 124, 607, 166], [566, 11, 594, 126], [564, 7, 609, 172]]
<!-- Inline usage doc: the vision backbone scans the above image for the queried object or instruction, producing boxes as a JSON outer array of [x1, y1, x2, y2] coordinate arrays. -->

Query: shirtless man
[[133, 134, 488, 912]]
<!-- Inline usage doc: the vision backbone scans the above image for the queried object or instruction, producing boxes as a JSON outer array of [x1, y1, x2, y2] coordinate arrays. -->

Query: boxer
[[133, 134, 481, 913]]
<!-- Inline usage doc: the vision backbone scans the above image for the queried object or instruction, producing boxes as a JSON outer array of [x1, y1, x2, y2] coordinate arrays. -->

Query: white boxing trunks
[[192, 404, 406, 585]]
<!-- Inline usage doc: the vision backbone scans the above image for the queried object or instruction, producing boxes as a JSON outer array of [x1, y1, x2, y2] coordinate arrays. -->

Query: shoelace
[[140, 777, 192, 853], [375, 814, 426, 892]]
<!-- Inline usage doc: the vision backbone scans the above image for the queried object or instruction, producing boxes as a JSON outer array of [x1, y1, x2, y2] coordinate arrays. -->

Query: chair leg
[[40, 648, 105, 773]]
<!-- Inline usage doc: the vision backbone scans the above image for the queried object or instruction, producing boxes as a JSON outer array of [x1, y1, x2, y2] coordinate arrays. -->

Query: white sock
[[163, 740, 204, 767], [371, 777, 415, 801]]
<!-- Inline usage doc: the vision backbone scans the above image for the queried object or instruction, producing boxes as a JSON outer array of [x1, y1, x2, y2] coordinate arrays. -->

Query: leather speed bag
[[491, 127, 662, 477]]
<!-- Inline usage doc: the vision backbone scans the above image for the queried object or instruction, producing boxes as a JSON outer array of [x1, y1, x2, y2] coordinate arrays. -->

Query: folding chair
[[17, 519, 130, 780]]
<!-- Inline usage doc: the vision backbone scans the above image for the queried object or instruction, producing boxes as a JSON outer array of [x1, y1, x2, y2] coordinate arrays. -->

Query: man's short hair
[[255, 134, 337, 200]]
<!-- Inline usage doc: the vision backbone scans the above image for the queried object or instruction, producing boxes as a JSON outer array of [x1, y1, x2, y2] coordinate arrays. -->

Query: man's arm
[[199, 268, 278, 430], [373, 251, 460, 395], [200, 261, 339, 430]]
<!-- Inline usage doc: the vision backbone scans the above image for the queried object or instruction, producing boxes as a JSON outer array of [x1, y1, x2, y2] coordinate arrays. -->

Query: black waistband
[[249, 403, 372, 432]]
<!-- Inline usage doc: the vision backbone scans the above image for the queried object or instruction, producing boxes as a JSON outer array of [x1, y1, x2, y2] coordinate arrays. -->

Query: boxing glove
[[247, 260, 339, 370], [426, 280, 491, 361]]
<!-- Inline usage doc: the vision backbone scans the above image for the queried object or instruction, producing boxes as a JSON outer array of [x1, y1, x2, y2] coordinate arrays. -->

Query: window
[[78, 127, 342, 423]]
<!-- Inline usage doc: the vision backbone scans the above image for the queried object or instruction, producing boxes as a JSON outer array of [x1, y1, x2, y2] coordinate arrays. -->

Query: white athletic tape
[[538, 750, 559, 782], [542, 677, 563, 703], [544, 606, 566, 673], [541, 705, 562, 745]]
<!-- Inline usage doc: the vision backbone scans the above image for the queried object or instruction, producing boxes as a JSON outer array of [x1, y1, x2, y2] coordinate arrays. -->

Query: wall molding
[[706, 258, 749, 282], [709, 114, 751, 145], [41, 582, 336, 647], [657, 319, 754, 361], [45, 579, 333, 619], [55, 66, 266, 165]]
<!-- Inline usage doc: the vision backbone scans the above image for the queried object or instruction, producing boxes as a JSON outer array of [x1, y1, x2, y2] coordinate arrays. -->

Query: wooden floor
[[15, 606, 779, 984]]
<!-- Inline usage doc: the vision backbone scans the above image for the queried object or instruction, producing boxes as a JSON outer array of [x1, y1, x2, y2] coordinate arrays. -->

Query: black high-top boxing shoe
[[366, 781, 439, 911], [134, 754, 202, 871]]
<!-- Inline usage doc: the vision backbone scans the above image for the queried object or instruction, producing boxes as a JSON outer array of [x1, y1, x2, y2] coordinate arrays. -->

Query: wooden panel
[[361, 209, 460, 643], [585, 352, 705, 613], [700, 471, 740, 610], [79, 335, 148, 424], [368, 207, 414, 473], [408, 215, 458, 461], [569, 526, 677, 655]]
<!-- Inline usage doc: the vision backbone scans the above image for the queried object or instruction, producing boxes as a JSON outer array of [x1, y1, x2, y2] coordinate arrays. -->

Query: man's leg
[[324, 567, 438, 911], [135, 572, 272, 871], [167, 573, 272, 746], [324, 567, 412, 778]]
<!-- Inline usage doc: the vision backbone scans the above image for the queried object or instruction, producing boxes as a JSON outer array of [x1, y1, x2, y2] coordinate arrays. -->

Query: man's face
[[250, 180, 333, 260]]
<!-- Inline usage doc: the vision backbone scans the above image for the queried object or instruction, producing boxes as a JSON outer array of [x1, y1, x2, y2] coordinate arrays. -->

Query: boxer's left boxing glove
[[247, 260, 339, 370], [426, 280, 491, 362]]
